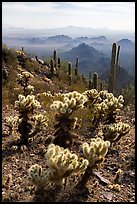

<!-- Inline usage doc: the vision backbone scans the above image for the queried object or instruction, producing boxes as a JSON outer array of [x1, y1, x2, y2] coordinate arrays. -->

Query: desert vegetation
[[2, 44, 135, 202]]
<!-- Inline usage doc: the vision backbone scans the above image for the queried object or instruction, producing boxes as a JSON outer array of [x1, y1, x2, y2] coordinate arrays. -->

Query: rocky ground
[[2, 104, 135, 202]]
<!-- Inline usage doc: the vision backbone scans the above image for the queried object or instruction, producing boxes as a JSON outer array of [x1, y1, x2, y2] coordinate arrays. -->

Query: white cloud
[[2, 2, 135, 30]]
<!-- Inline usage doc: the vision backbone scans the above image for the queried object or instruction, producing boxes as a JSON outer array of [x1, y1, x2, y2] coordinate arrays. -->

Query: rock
[[103, 192, 113, 200]]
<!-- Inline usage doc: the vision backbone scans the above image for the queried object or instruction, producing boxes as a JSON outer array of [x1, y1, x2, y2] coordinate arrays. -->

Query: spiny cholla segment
[[15, 94, 41, 114], [5, 116, 18, 128], [28, 144, 89, 187], [45, 144, 89, 184], [33, 114, 48, 131], [28, 164, 50, 188], [97, 91, 124, 113], [82, 137, 110, 169], [83, 89, 100, 102], [50, 91, 87, 116], [17, 71, 34, 96], [17, 71, 34, 91], [103, 122, 131, 142]]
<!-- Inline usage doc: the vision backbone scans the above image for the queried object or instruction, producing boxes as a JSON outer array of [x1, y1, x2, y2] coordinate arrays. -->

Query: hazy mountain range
[[2, 26, 135, 79]]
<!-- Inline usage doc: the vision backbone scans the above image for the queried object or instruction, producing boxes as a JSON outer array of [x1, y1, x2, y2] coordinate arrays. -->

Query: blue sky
[[2, 2, 135, 31]]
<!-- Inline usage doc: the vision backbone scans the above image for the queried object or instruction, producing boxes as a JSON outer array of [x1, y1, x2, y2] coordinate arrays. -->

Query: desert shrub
[[28, 144, 88, 188], [5, 71, 48, 147], [82, 137, 110, 169], [83, 90, 124, 129], [50, 91, 87, 148], [102, 122, 131, 142]]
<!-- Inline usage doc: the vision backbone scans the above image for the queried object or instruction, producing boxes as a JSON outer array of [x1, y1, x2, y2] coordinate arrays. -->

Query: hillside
[[2, 44, 135, 202], [60, 43, 110, 77]]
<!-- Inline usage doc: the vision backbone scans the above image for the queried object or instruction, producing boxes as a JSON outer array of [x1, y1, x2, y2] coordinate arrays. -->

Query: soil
[[2, 104, 135, 202]]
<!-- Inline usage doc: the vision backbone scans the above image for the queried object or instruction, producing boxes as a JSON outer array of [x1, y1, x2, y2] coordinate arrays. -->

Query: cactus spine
[[93, 72, 98, 89], [50, 59, 54, 78], [108, 43, 120, 94], [75, 56, 79, 76], [68, 62, 72, 85]]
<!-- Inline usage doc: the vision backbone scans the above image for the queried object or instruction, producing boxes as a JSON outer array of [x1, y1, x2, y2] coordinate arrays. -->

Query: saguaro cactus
[[75, 56, 79, 76], [93, 72, 98, 89], [58, 57, 61, 70], [50, 59, 54, 78], [108, 43, 120, 94], [89, 71, 93, 89], [68, 62, 72, 85], [53, 50, 57, 69], [100, 82, 103, 91]]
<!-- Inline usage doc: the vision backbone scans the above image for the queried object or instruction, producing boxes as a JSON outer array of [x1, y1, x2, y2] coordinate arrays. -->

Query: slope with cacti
[[2, 44, 135, 202]]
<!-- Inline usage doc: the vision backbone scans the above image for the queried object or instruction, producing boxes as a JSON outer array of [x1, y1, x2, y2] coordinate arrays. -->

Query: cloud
[[2, 2, 135, 30]]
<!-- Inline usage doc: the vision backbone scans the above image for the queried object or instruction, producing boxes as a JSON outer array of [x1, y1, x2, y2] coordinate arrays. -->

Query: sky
[[2, 2, 135, 32]]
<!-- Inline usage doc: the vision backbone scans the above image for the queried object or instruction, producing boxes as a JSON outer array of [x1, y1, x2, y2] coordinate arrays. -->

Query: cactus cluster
[[51, 91, 87, 116], [83, 89, 101, 105], [4, 71, 49, 146], [5, 116, 18, 135], [17, 71, 34, 96], [50, 91, 87, 147], [28, 144, 89, 187], [94, 91, 124, 124], [5, 116, 18, 129], [103, 122, 131, 142], [15, 94, 41, 114], [33, 114, 48, 131], [83, 90, 124, 128], [82, 137, 110, 169]]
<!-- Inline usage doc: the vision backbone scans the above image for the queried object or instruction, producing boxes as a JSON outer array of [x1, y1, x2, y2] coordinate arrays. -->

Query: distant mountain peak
[[117, 38, 134, 46]]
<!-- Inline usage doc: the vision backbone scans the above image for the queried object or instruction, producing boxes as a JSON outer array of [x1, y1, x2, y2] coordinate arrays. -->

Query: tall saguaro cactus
[[50, 59, 54, 78], [89, 71, 93, 89], [53, 50, 57, 69], [75, 56, 79, 76], [93, 72, 98, 89], [108, 43, 120, 94], [57, 57, 61, 76], [58, 58, 61, 70], [68, 62, 72, 85]]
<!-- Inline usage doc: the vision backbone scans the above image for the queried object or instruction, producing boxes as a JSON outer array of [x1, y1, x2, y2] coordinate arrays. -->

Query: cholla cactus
[[15, 94, 41, 114], [103, 122, 131, 142], [7, 71, 48, 146], [28, 164, 50, 188], [93, 91, 124, 124], [46, 144, 89, 185], [28, 144, 89, 188], [5, 116, 18, 135], [99, 93, 124, 123], [50, 91, 87, 147], [82, 137, 110, 169], [33, 114, 48, 131], [51, 91, 87, 115], [17, 71, 34, 96], [14, 94, 48, 144], [83, 89, 101, 107]]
